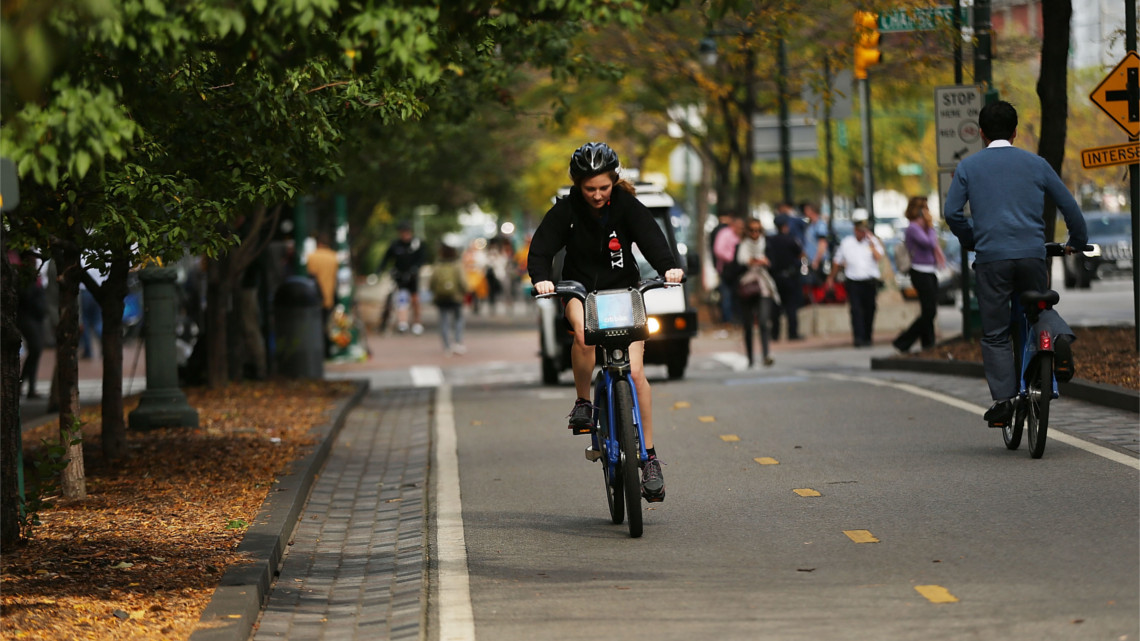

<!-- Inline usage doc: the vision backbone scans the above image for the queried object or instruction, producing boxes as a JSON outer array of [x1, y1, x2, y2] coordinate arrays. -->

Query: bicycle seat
[[1020, 290, 1059, 309]]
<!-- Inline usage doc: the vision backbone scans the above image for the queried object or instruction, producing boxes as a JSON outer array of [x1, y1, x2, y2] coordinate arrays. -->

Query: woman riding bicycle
[[527, 142, 684, 502]]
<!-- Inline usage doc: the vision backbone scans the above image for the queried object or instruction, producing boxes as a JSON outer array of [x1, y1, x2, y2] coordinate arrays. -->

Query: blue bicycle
[[1002, 242, 1091, 458], [537, 277, 677, 538]]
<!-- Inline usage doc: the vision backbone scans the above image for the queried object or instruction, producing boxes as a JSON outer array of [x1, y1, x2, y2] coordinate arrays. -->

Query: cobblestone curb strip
[[189, 380, 371, 641], [870, 357, 1139, 413]]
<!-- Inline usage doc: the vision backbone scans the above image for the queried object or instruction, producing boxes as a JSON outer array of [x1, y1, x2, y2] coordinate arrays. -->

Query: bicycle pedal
[[568, 425, 592, 435], [642, 491, 665, 503]]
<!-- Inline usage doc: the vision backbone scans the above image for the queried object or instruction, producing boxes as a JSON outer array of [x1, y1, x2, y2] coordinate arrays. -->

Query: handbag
[[737, 278, 762, 299]]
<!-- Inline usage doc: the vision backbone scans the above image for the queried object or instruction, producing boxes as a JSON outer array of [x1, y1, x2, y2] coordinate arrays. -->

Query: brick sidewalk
[[253, 388, 431, 641]]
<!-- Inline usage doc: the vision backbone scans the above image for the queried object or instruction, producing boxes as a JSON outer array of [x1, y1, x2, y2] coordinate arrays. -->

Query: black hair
[[979, 101, 1017, 141]]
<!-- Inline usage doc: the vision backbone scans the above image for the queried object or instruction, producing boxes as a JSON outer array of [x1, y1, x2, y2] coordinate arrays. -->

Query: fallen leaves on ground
[[913, 325, 1139, 391], [1, 379, 356, 641]]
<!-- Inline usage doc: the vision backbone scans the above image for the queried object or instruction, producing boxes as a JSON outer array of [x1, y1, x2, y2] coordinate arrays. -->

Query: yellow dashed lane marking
[[793, 488, 821, 497], [719, 434, 740, 442], [672, 401, 691, 409], [699, 416, 716, 423], [754, 457, 779, 465], [915, 585, 959, 603], [843, 529, 880, 544]]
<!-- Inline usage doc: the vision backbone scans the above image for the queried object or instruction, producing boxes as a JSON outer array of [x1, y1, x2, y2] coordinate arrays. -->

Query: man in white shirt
[[829, 219, 884, 347]]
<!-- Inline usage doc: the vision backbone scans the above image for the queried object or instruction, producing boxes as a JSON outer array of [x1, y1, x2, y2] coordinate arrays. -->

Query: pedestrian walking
[[428, 240, 469, 355], [712, 214, 744, 326], [893, 196, 946, 353], [735, 219, 779, 368], [829, 219, 884, 347], [766, 214, 805, 340], [15, 250, 47, 398], [305, 232, 339, 357]]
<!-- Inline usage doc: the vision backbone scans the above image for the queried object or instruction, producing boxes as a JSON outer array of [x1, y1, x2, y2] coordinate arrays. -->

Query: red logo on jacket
[[608, 238, 621, 251]]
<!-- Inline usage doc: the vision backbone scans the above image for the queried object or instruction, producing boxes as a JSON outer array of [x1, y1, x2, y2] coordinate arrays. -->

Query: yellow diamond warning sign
[[1090, 51, 1139, 137]]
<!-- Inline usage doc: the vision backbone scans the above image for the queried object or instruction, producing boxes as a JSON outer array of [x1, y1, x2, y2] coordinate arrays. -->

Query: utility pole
[[854, 11, 880, 223], [777, 37, 793, 205]]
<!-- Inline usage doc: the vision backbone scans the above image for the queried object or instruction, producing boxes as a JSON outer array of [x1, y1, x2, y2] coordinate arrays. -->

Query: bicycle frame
[[592, 351, 648, 471]]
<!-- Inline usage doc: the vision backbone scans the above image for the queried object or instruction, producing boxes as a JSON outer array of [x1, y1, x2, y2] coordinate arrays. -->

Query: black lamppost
[[700, 33, 757, 215]]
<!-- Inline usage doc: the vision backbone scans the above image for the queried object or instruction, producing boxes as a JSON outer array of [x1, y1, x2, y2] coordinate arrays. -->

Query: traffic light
[[853, 10, 881, 80]]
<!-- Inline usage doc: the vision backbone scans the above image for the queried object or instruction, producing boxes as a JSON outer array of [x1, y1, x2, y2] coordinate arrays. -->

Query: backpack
[[431, 262, 463, 303], [894, 240, 912, 273]]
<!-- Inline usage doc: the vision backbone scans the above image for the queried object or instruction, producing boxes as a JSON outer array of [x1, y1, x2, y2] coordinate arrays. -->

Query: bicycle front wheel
[[614, 379, 643, 538], [1027, 353, 1053, 459], [594, 373, 623, 525]]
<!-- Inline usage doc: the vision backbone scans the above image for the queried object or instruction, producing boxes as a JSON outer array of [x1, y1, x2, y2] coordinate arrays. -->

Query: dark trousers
[[17, 314, 44, 396], [771, 274, 802, 339], [894, 270, 939, 351], [845, 278, 878, 346], [975, 258, 1048, 401], [740, 295, 774, 365]]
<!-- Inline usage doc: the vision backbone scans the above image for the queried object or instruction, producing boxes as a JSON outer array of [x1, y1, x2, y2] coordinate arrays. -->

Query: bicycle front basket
[[584, 288, 649, 344]]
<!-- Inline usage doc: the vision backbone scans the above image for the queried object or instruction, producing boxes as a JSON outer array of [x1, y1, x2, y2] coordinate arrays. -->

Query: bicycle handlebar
[[1045, 242, 1094, 257], [532, 275, 685, 301]]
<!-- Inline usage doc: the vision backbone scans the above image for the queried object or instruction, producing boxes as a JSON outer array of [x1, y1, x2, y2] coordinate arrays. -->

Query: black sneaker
[[567, 398, 594, 435], [1053, 334, 1075, 383], [984, 399, 1014, 428], [641, 458, 665, 502]]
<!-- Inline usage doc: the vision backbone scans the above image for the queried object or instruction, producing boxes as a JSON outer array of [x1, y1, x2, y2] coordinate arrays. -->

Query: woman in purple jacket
[[893, 196, 945, 353]]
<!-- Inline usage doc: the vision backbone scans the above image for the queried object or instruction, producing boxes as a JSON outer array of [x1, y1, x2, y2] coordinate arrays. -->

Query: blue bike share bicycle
[[1001, 242, 1092, 458], [536, 276, 678, 538]]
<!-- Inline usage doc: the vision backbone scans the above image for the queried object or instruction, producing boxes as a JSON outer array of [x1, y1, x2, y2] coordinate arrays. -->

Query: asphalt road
[[433, 355, 1138, 641]]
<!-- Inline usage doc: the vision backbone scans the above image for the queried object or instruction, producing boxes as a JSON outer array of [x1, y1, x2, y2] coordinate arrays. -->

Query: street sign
[[1081, 141, 1140, 169], [879, 6, 970, 33], [751, 114, 818, 160], [802, 69, 854, 121], [934, 85, 985, 168], [1089, 51, 1139, 137]]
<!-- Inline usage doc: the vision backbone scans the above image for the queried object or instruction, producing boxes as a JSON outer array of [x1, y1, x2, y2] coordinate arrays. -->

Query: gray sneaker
[[641, 458, 665, 502]]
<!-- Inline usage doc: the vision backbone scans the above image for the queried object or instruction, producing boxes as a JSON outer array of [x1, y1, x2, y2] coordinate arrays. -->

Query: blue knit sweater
[[944, 143, 1087, 263]]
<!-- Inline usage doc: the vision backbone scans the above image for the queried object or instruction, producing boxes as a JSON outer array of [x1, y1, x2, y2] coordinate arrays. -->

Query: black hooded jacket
[[527, 186, 677, 291]]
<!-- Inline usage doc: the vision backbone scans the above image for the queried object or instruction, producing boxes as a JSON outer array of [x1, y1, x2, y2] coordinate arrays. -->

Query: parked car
[[1063, 211, 1133, 289], [536, 182, 699, 384]]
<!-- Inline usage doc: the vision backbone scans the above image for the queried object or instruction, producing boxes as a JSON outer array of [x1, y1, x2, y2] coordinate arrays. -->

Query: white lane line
[[819, 372, 1140, 471], [433, 383, 476, 640], [411, 365, 444, 388]]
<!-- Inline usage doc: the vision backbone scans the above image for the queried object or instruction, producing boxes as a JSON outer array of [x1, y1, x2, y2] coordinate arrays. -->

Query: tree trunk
[[98, 255, 129, 461], [1036, 0, 1072, 243], [205, 258, 232, 389], [55, 245, 86, 499], [1, 250, 25, 545]]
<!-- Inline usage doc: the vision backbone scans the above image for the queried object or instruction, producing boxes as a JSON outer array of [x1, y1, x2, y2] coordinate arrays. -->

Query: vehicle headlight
[[647, 317, 661, 334]]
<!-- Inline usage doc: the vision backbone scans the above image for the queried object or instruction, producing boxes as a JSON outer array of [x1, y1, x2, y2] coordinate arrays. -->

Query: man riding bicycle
[[944, 101, 1087, 428], [527, 142, 684, 502], [377, 221, 426, 335]]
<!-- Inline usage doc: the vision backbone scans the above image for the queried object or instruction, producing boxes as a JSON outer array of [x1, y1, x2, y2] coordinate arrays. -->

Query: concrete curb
[[188, 379, 371, 641], [870, 357, 1139, 413]]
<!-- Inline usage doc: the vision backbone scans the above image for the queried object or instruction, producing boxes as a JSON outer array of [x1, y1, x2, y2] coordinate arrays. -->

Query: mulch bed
[[1, 380, 355, 641]]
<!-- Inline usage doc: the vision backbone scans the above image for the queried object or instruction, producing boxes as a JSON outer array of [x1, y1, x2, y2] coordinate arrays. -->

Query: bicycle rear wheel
[[614, 379, 643, 538], [1027, 353, 1053, 459], [1004, 399, 1025, 450], [594, 374, 623, 525]]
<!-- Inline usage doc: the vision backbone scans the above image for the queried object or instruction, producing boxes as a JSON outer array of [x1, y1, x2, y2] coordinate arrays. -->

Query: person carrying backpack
[[429, 239, 469, 355]]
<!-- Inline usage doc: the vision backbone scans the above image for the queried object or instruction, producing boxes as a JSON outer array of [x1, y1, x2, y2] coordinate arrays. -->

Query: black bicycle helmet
[[569, 142, 620, 180]]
